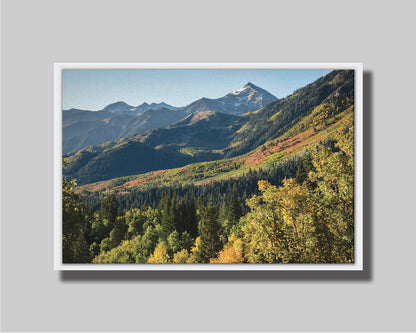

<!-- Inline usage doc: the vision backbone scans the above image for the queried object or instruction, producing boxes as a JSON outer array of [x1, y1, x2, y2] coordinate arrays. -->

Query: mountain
[[102, 101, 177, 115], [64, 140, 193, 185], [63, 109, 112, 126], [63, 110, 240, 183], [119, 108, 187, 137], [174, 110, 240, 128], [136, 111, 243, 150], [62, 83, 275, 153], [223, 70, 354, 157], [65, 70, 354, 186], [62, 105, 183, 153], [102, 101, 137, 114], [180, 82, 278, 115], [76, 71, 355, 197], [62, 112, 136, 153], [62, 109, 135, 153], [135, 102, 177, 115], [62, 108, 187, 154]]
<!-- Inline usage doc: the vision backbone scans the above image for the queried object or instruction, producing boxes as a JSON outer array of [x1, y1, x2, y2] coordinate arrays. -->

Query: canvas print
[[56, 64, 362, 269]]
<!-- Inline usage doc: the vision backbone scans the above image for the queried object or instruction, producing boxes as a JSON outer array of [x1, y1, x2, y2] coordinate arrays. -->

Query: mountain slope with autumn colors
[[65, 70, 353, 187], [77, 81, 354, 204]]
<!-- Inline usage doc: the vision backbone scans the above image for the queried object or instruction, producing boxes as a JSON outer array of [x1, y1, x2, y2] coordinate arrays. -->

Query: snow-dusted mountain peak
[[181, 82, 278, 115], [243, 82, 257, 88], [230, 82, 271, 96]]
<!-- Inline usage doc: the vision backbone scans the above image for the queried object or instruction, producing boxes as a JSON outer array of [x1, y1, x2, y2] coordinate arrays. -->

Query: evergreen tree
[[196, 199, 222, 263], [171, 193, 179, 231], [141, 201, 149, 211], [160, 194, 174, 242], [90, 214, 111, 244], [295, 153, 315, 187], [225, 188, 243, 237], [218, 201, 229, 243], [109, 216, 126, 248], [73, 231, 91, 263], [187, 193, 198, 238], [100, 194, 118, 225], [180, 231, 194, 251], [196, 194, 206, 217], [218, 201, 228, 226]]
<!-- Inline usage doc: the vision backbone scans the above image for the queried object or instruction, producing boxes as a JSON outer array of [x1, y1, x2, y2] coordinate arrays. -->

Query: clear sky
[[62, 69, 332, 111]]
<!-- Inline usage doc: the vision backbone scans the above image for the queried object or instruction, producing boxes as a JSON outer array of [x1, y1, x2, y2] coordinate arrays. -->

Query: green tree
[[126, 208, 146, 236], [196, 194, 206, 218], [187, 193, 198, 238], [99, 237, 113, 253], [195, 199, 222, 263], [109, 216, 126, 249], [218, 200, 228, 226], [93, 239, 135, 263], [167, 230, 194, 254], [295, 153, 315, 188], [134, 225, 160, 263], [225, 187, 243, 237], [90, 214, 111, 244], [171, 193, 179, 232], [160, 194, 174, 242], [180, 231, 194, 251], [62, 169, 90, 263], [73, 232, 91, 263], [167, 230, 182, 253], [100, 194, 118, 226]]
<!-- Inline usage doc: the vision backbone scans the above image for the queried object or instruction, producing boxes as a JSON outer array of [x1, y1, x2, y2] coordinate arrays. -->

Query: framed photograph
[[54, 63, 363, 271]]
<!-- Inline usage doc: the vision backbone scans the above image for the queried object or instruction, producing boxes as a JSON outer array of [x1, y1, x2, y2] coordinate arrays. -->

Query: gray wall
[[2, 0, 415, 331]]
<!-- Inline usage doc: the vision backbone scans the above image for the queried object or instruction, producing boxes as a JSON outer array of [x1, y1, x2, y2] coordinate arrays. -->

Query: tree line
[[82, 156, 301, 212]]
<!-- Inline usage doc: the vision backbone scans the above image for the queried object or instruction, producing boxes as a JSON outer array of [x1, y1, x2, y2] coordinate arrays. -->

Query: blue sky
[[62, 69, 332, 111]]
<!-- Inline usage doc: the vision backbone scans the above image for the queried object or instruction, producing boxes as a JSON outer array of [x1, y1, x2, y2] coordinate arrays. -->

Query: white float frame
[[54, 62, 363, 271]]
